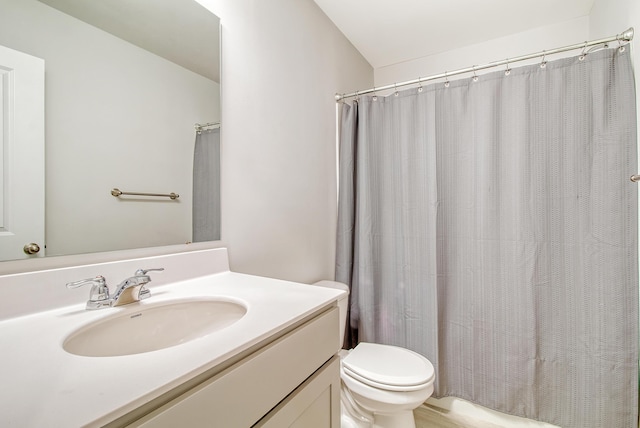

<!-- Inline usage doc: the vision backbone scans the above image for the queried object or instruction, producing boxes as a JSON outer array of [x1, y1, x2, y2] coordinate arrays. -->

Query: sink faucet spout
[[111, 268, 164, 307]]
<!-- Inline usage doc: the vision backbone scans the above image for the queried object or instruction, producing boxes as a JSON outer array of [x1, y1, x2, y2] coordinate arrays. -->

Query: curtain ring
[[617, 34, 626, 52], [372, 86, 378, 101], [505, 59, 511, 76], [417, 77, 423, 92], [472, 66, 479, 82], [540, 50, 547, 69], [444, 71, 450, 88], [579, 41, 588, 61], [394, 83, 399, 97]]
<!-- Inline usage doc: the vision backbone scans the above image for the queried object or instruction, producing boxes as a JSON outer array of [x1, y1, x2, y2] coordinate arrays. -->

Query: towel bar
[[111, 188, 179, 200]]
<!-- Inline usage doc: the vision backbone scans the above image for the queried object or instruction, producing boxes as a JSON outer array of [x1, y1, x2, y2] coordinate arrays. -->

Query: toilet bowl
[[314, 281, 436, 428]]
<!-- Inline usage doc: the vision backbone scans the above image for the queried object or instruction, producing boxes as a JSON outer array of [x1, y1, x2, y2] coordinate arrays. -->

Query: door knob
[[23, 243, 41, 254]]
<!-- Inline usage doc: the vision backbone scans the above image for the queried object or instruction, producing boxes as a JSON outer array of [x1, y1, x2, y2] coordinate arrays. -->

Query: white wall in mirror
[[0, 0, 220, 260]]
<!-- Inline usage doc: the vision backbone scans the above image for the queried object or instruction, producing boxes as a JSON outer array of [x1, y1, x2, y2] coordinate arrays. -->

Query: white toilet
[[314, 281, 435, 428]]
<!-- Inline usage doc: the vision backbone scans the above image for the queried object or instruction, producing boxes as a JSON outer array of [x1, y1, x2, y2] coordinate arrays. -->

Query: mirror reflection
[[0, 0, 221, 262]]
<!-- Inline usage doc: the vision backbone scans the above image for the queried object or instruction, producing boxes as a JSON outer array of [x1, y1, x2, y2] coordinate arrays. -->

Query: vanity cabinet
[[125, 305, 340, 428]]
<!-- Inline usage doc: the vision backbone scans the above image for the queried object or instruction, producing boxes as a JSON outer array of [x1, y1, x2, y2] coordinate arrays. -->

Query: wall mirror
[[0, 0, 220, 262]]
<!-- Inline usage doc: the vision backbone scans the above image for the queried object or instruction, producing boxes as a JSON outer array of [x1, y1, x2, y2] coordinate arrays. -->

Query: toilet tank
[[313, 280, 349, 346]]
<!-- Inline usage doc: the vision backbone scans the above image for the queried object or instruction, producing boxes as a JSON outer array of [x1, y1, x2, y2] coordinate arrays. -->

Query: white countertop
[[0, 270, 344, 427]]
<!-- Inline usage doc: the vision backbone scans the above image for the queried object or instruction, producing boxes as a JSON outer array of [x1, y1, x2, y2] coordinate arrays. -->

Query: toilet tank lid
[[313, 280, 349, 293], [342, 342, 434, 387]]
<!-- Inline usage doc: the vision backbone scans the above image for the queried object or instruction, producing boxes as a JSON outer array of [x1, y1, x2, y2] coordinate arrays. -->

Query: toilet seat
[[342, 342, 435, 392]]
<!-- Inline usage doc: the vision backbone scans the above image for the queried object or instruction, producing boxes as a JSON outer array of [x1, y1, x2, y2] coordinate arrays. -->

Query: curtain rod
[[195, 121, 220, 133], [335, 27, 634, 102]]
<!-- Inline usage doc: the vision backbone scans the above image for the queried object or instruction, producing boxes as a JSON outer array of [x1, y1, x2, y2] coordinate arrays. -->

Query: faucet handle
[[131, 269, 162, 301], [66, 275, 107, 290], [66, 276, 111, 308], [134, 268, 165, 276]]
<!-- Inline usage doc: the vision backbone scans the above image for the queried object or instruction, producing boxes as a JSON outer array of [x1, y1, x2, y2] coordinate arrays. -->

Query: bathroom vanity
[[125, 306, 340, 427], [0, 248, 344, 427]]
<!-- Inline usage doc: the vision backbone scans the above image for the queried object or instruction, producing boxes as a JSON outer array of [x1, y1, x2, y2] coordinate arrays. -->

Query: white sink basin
[[63, 298, 247, 357]]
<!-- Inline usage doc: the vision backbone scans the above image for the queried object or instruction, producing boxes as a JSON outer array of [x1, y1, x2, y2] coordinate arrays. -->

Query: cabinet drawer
[[254, 356, 340, 428], [129, 306, 339, 428]]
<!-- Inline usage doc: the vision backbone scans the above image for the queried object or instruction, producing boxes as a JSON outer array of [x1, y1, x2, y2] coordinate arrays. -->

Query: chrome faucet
[[66, 268, 164, 310], [110, 268, 164, 306], [66, 275, 111, 310]]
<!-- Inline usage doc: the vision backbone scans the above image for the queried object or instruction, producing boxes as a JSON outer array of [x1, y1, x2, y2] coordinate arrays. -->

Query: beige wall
[[197, 0, 373, 282]]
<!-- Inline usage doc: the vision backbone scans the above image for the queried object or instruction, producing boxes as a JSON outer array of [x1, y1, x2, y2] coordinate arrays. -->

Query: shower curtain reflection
[[335, 48, 638, 428], [193, 127, 221, 242]]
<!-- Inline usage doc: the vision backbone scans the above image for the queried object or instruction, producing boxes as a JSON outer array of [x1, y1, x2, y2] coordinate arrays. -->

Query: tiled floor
[[414, 403, 505, 428]]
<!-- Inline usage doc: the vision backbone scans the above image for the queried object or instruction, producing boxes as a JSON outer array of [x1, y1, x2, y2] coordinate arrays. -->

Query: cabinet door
[[255, 356, 341, 428]]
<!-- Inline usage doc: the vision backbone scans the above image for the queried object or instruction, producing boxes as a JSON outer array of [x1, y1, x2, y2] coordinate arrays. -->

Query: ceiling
[[37, 0, 220, 82], [313, 0, 596, 69]]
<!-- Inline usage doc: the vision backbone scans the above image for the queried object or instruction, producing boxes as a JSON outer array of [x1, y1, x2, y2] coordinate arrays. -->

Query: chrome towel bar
[[111, 188, 179, 200]]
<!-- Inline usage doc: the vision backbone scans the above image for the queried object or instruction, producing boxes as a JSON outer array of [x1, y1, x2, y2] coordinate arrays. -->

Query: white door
[[0, 45, 44, 260]]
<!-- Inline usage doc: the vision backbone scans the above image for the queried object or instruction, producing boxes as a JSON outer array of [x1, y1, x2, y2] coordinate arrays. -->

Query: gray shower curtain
[[193, 127, 221, 242], [336, 48, 638, 428]]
